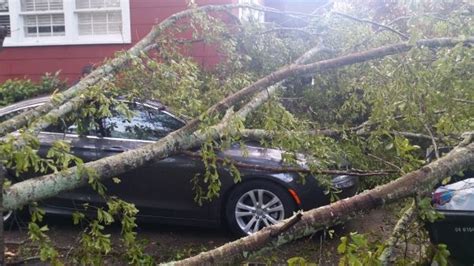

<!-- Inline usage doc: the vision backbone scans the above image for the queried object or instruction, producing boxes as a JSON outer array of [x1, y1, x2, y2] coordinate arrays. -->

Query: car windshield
[[100, 103, 183, 141], [0, 101, 184, 141]]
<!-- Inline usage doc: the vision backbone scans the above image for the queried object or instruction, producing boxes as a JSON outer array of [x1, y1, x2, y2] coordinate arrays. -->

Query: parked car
[[429, 175, 474, 263], [0, 96, 358, 236]]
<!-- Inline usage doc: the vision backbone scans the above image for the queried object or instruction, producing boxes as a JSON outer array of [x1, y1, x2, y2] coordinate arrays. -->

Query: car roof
[[0, 95, 169, 118], [0, 96, 51, 117]]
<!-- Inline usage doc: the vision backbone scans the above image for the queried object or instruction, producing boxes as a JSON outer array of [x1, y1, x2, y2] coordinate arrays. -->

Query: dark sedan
[[0, 97, 358, 235]]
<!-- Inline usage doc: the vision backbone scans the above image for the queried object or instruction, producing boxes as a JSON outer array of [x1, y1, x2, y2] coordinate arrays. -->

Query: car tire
[[3, 209, 23, 229], [225, 180, 296, 236]]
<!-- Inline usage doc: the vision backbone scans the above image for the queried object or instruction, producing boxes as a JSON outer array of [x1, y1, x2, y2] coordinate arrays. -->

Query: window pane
[[102, 105, 183, 141], [49, 0, 63, 10], [26, 27, 38, 34], [93, 23, 107, 34], [21, 0, 63, 12], [37, 15, 52, 26], [52, 14, 64, 24], [38, 26, 52, 33], [92, 13, 106, 23], [108, 12, 121, 23], [52, 25, 65, 34], [24, 14, 65, 37], [0, 1, 7, 12], [108, 23, 121, 34], [0, 15, 9, 36], [75, 0, 89, 9], [105, 0, 120, 8], [78, 23, 93, 35], [76, 0, 120, 9], [78, 11, 122, 35], [91, 0, 105, 8], [45, 115, 101, 136], [0, 1, 10, 36]]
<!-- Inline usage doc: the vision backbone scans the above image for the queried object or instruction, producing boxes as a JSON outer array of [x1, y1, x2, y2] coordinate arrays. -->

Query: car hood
[[218, 144, 309, 169]]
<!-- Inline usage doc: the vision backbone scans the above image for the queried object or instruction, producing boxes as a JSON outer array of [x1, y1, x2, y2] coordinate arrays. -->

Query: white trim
[[2, 0, 131, 47], [74, 8, 122, 13], [19, 10, 64, 15]]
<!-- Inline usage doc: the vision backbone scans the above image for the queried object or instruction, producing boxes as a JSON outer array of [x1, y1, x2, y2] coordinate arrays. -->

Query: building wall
[[0, 0, 238, 84]]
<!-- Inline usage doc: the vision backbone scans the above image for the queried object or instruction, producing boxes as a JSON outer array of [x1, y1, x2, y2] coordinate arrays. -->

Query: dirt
[[3, 206, 399, 265]]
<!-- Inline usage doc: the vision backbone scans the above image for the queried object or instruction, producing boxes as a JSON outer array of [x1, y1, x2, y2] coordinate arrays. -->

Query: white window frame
[[239, 0, 264, 22], [2, 0, 131, 47]]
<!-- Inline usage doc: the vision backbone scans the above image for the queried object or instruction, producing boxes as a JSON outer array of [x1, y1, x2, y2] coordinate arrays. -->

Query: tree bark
[[241, 128, 438, 142], [168, 141, 474, 265]]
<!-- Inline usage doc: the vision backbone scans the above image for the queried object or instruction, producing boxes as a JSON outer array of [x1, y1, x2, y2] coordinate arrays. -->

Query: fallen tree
[[3, 35, 472, 210], [0, 1, 473, 264]]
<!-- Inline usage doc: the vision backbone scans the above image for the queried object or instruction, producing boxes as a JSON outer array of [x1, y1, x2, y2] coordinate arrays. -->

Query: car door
[[95, 103, 212, 222], [36, 118, 102, 211], [0, 102, 101, 212]]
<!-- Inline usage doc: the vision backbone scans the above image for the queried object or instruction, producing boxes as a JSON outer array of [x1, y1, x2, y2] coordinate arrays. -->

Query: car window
[[101, 104, 183, 141], [45, 116, 98, 136]]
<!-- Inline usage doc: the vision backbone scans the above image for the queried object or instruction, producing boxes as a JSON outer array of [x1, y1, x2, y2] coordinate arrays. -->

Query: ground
[[4, 205, 399, 265]]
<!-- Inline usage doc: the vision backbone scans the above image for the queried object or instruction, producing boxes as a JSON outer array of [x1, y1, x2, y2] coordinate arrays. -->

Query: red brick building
[[0, 0, 321, 84]]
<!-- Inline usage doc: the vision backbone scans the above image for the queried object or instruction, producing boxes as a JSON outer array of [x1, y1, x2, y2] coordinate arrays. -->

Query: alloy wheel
[[3, 210, 13, 222], [234, 189, 285, 235]]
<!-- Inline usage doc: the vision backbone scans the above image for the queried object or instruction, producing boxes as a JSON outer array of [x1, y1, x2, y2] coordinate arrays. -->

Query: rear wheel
[[225, 180, 296, 236]]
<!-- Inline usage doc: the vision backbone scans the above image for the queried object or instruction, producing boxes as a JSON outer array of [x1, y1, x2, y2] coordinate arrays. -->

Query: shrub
[[0, 71, 67, 107]]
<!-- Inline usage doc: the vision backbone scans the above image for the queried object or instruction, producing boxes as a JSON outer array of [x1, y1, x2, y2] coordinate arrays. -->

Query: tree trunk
[[168, 142, 474, 265]]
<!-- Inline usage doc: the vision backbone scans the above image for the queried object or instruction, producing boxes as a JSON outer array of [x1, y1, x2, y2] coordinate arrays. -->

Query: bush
[[0, 71, 67, 107]]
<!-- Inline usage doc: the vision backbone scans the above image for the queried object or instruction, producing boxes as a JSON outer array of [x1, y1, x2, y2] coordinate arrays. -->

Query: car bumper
[[290, 174, 359, 211], [427, 210, 474, 263]]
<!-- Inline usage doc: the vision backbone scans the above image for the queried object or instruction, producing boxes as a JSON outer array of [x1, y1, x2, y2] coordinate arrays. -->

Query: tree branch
[[454, 98, 474, 104], [182, 151, 394, 177], [241, 128, 440, 142], [368, 153, 404, 173], [333, 12, 409, 40], [423, 124, 440, 159], [379, 200, 417, 265]]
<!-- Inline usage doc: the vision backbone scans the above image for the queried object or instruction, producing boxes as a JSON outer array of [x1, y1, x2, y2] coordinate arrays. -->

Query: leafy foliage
[[337, 232, 385, 266], [0, 71, 66, 107]]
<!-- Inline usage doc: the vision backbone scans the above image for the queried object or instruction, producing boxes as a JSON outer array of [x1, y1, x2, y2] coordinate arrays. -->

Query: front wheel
[[3, 210, 13, 223], [225, 180, 296, 236]]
